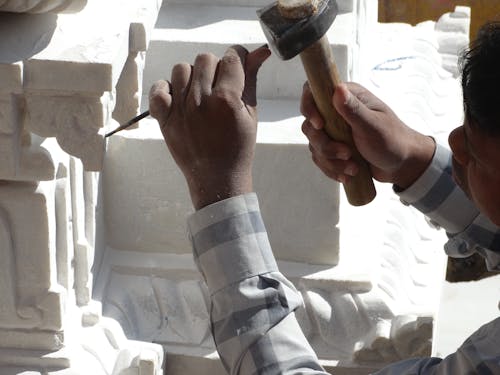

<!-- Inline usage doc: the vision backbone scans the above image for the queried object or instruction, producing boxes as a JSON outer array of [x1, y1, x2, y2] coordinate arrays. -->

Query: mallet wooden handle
[[300, 35, 376, 206]]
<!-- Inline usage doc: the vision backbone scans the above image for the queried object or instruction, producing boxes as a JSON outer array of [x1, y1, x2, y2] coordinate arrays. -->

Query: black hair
[[461, 21, 500, 136]]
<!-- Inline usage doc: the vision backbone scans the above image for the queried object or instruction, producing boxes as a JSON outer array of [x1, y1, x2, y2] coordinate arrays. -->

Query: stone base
[[0, 316, 164, 374]]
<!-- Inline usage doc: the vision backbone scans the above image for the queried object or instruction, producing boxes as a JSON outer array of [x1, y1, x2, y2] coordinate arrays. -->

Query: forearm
[[187, 194, 327, 374]]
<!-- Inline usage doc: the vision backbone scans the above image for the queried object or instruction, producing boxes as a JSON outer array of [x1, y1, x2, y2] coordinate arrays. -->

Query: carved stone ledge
[[0, 0, 162, 173]]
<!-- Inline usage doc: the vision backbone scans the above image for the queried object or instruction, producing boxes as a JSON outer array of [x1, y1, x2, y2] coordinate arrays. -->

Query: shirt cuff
[[395, 142, 479, 234], [187, 193, 278, 295], [396, 142, 449, 205]]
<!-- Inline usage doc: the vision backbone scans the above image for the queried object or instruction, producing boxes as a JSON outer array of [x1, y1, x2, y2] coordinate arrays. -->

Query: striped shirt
[[187, 143, 500, 374], [398, 143, 500, 271]]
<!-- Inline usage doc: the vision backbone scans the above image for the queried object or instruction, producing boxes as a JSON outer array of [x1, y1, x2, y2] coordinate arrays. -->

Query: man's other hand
[[301, 82, 436, 189], [149, 45, 271, 209]]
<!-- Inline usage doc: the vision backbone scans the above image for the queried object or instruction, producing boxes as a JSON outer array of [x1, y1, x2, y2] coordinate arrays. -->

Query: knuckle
[[148, 88, 167, 117], [213, 87, 238, 102], [356, 91, 370, 105], [301, 120, 310, 135], [347, 94, 361, 115], [221, 53, 241, 65], [149, 80, 167, 97], [149, 85, 160, 102]]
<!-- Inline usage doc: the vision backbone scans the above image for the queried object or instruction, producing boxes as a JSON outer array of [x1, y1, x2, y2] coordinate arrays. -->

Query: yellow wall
[[378, 0, 500, 40]]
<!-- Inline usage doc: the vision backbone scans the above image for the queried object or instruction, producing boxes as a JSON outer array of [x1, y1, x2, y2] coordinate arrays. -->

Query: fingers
[[149, 80, 172, 126], [189, 53, 219, 101], [311, 152, 354, 184], [300, 82, 324, 130], [302, 119, 359, 183], [243, 44, 271, 107], [332, 83, 385, 134], [149, 63, 191, 132], [171, 63, 193, 110], [214, 45, 248, 94], [302, 119, 353, 160]]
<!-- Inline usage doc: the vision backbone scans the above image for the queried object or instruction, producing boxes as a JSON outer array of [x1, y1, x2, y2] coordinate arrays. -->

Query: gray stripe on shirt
[[212, 275, 292, 344], [413, 164, 455, 214], [192, 211, 266, 256]]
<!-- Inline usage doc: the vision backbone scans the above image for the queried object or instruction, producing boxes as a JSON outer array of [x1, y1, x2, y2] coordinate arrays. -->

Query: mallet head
[[257, 0, 338, 60]]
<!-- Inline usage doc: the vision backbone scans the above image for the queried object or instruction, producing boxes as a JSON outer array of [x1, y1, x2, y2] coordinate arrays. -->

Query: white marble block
[[141, 0, 375, 109]]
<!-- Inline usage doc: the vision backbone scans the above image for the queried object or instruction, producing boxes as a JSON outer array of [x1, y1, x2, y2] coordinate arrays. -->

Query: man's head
[[449, 21, 500, 226]]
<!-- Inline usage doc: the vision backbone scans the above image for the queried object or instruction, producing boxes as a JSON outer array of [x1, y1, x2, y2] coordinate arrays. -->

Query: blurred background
[[379, 0, 500, 39]]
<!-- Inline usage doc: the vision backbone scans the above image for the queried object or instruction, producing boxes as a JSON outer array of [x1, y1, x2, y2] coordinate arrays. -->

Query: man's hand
[[149, 45, 271, 209], [301, 82, 436, 189]]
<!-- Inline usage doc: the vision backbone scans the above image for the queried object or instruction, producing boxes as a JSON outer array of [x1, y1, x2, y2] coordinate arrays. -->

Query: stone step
[[143, 2, 359, 100]]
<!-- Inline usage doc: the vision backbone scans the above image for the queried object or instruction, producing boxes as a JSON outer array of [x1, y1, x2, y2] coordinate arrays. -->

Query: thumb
[[149, 80, 172, 129], [243, 45, 271, 107], [333, 84, 372, 134]]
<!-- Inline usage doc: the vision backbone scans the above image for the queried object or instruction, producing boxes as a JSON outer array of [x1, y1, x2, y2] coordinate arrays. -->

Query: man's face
[[448, 121, 500, 226]]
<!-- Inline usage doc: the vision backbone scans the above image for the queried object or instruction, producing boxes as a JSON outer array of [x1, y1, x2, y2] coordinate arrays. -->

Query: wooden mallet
[[257, 0, 376, 206]]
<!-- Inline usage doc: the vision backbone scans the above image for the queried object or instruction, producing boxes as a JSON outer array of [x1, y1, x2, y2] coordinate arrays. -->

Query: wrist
[[393, 133, 436, 190], [188, 173, 253, 210]]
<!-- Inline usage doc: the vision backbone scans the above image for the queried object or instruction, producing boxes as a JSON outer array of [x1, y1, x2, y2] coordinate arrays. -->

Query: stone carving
[[435, 6, 471, 76], [0, 181, 65, 350], [0, 0, 164, 373], [0, 0, 87, 14]]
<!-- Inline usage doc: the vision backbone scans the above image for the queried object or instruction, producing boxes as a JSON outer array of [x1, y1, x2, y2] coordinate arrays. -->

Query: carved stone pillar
[[0, 0, 164, 373]]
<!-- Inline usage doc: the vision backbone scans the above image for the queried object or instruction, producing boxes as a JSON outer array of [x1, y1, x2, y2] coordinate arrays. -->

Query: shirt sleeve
[[396, 142, 500, 271], [373, 317, 500, 375], [187, 193, 327, 375], [186, 193, 500, 375]]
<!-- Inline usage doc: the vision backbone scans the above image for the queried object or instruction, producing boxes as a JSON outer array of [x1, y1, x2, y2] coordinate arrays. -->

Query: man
[[149, 21, 500, 374]]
